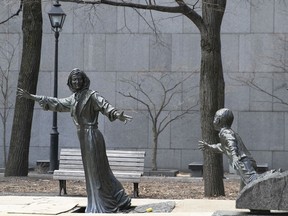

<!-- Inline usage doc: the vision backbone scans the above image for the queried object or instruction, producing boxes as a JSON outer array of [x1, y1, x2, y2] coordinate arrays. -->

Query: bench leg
[[133, 183, 139, 198], [59, 180, 67, 196]]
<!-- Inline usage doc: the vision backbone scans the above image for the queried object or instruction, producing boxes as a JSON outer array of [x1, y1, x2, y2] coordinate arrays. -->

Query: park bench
[[53, 148, 146, 198]]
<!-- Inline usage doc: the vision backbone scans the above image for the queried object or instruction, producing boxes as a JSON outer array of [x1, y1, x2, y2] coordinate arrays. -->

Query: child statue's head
[[213, 108, 234, 131]]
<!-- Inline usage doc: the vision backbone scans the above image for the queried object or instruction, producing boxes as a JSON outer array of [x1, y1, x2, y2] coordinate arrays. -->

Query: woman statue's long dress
[[17, 68, 132, 213]]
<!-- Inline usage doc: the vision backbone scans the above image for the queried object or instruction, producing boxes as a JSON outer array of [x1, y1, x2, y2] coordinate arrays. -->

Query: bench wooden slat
[[110, 163, 144, 170], [60, 149, 145, 155], [54, 170, 84, 176], [59, 165, 84, 169], [107, 153, 146, 158], [59, 164, 144, 171], [59, 164, 144, 170], [54, 170, 142, 181], [109, 158, 145, 162], [58, 160, 144, 167], [59, 156, 144, 163], [59, 155, 82, 160], [54, 176, 141, 183], [54, 170, 141, 176], [109, 161, 144, 166], [59, 161, 83, 165]]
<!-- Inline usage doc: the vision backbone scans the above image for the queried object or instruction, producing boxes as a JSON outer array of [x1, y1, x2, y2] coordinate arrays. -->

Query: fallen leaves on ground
[[0, 173, 240, 200]]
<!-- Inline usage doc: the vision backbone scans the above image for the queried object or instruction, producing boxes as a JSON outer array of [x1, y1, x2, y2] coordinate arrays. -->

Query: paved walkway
[[0, 195, 245, 215], [0, 172, 256, 215], [2, 173, 288, 215]]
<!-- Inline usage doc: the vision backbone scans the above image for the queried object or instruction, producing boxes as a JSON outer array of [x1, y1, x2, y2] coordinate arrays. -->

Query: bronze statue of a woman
[[18, 68, 132, 213]]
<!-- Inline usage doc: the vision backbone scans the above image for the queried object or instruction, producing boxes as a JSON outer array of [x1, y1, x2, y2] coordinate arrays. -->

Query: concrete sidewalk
[[1, 173, 288, 215], [0, 172, 250, 215], [0, 195, 247, 216]]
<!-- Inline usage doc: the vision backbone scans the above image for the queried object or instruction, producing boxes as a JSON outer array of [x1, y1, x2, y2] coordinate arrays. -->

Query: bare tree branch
[[117, 77, 157, 124], [0, 0, 23, 25], [61, 0, 185, 12], [60, 0, 205, 31], [229, 72, 288, 107], [158, 102, 199, 135]]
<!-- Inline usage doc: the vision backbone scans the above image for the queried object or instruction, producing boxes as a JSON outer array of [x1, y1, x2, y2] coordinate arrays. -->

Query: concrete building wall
[[0, 0, 288, 172]]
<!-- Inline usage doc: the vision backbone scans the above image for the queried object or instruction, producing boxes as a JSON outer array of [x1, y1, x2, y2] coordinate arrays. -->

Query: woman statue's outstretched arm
[[17, 88, 72, 112]]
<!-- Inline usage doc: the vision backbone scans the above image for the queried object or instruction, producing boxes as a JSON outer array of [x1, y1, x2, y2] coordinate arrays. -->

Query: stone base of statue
[[236, 170, 288, 211], [212, 170, 288, 216], [212, 210, 288, 216]]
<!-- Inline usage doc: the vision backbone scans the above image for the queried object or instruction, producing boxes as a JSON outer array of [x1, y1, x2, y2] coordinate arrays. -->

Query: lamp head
[[48, 1, 66, 32]]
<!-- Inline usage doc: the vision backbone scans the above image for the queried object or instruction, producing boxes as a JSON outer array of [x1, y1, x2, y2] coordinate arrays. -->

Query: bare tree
[[119, 73, 198, 171], [0, 38, 19, 167]]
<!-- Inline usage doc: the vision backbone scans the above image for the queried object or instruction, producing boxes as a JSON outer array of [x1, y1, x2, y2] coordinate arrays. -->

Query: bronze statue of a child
[[199, 108, 258, 186]]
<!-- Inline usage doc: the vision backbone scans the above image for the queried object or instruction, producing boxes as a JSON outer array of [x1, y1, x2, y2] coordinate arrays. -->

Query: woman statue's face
[[71, 74, 84, 91]]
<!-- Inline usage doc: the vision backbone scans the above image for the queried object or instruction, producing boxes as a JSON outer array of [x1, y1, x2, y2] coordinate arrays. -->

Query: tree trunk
[[200, 0, 226, 196], [5, 0, 42, 176], [152, 124, 158, 171], [3, 121, 7, 167]]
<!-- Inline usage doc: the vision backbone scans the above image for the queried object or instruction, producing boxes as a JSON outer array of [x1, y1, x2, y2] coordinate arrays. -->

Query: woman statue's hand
[[117, 111, 133, 124], [17, 88, 41, 102], [17, 88, 32, 100]]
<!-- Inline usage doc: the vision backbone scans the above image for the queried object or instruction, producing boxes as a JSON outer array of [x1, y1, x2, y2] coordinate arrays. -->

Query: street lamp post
[[48, 0, 66, 173]]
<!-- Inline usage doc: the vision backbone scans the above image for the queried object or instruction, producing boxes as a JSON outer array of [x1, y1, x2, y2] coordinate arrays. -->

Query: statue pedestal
[[236, 170, 288, 211], [212, 210, 287, 216]]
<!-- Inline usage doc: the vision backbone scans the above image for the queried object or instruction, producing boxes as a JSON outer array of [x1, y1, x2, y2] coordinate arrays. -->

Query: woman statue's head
[[67, 68, 90, 92]]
